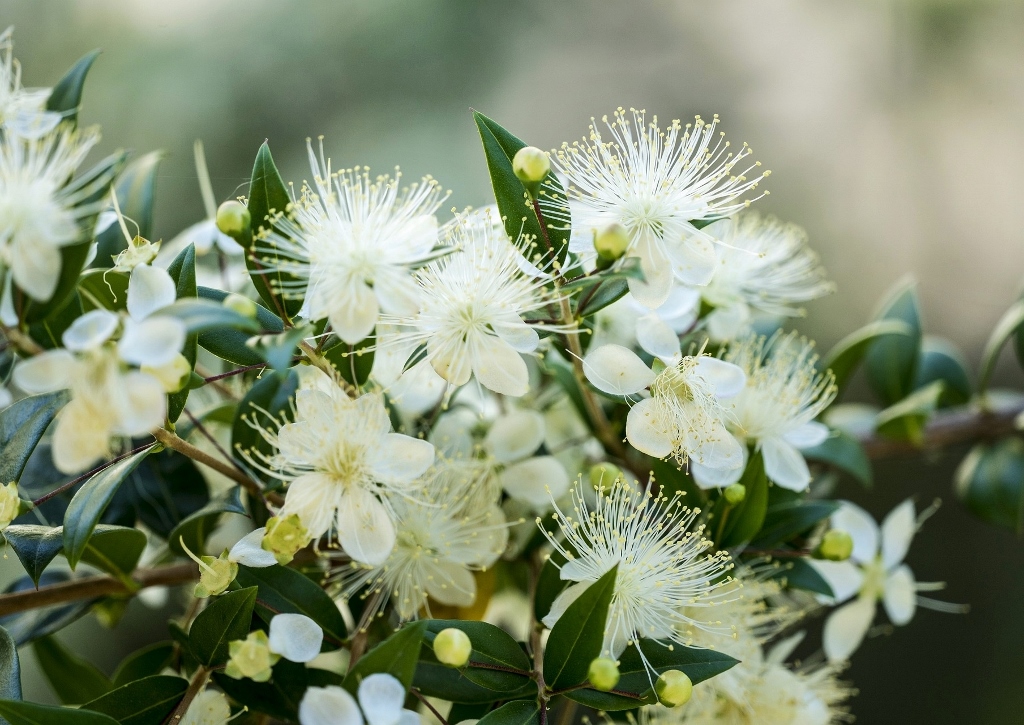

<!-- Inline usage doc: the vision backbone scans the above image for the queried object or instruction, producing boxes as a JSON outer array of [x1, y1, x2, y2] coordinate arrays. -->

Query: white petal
[[635, 314, 681, 361], [424, 561, 477, 607], [690, 458, 744, 490], [63, 310, 119, 352], [782, 421, 831, 449], [299, 686, 363, 725], [761, 437, 812, 492], [398, 710, 421, 725], [429, 340, 473, 388], [229, 528, 277, 567], [13, 350, 74, 393], [582, 344, 654, 396], [471, 333, 529, 397], [329, 282, 379, 345], [367, 433, 435, 484], [705, 304, 751, 343], [499, 456, 569, 509], [127, 264, 177, 320], [823, 597, 875, 662], [692, 357, 746, 399], [881, 499, 917, 570], [808, 560, 864, 604], [883, 564, 917, 626], [492, 311, 540, 354], [428, 408, 477, 458], [10, 240, 61, 302], [541, 582, 587, 629], [485, 409, 546, 463], [337, 488, 396, 566], [831, 501, 880, 564], [114, 371, 167, 436], [282, 472, 340, 539], [690, 424, 745, 471], [656, 284, 701, 324], [626, 230, 673, 308], [52, 399, 111, 474], [269, 613, 324, 663], [118, 316, 187, 367], [387, 360, 447, 418], [625, 398, 673, 458], [358, 673, 406, 725], [374, 271, 421, 317], [669, 233, 716, 286]]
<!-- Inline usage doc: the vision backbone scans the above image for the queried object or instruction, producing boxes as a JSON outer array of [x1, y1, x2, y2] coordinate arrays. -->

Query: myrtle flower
[[690, 334, 836, 491], [0, 28, 60, 138], [554, 108, 767, 309], [257, 139, 448, 344], [180, 689, 232, 725], [245, 367, 434, 566], [582, 344, 745, 472], [540, 479, 734, 661], [336, 459, 508, 623], [300, 673, 419, 725], [0, 123, 104, 302], [811, 500, 963, 663], [381, 216, 568, 397], [12, 264, 186, 473], [224, 613, 323, 681]]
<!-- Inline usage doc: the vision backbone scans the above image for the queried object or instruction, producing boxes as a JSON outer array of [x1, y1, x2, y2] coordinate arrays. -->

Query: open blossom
[[246, 367, 434, 566], [540, 479, 734, 660], [300, 674, 419, 725], [554, 108, 767, 309], [691, 334, 836, 491], [0, 28, 60, 138], [381, 216, 567, 397], [583, 343, 746, 472], [257, 139, 448, 344]]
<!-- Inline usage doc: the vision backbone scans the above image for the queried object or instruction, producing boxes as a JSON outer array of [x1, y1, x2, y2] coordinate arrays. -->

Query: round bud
[[655, 670, 693, 708], [817, 529, 854, 562], [512, 146, 550, 184], [587, 657, 620, 692], [723, 483, 746, 505], [589, 462, 624, 491], [594, 222, 630, 261], [216, 200, 251, 238], [433, 627, 472, 667], [224, 293, 258, 319]]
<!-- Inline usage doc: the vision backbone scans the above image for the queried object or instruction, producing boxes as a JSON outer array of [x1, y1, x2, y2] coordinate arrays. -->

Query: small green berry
[[587, 657, 620, 692], [655, 669, 693, 707], [433, 627, 472, 667], [817, 529, 854, 562], [216, 200, 251, 239], [724, 483, 746, 505]]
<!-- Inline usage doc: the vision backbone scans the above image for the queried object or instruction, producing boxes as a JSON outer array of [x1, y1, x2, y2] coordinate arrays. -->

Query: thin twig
[[183, 408, 254, 486], [164, 665, 210, 723], [203, 362, 269, 383], [32, 442, 156, 507], [412, 688, 450, 725], [0, 324, 42, 355]]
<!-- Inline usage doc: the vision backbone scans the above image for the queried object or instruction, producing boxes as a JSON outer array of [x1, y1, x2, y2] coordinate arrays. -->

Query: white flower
[[811, 500, 961, 663], [299, 674, 419, 725], [227, 527, 279, 568], [540, 479, 734, 660], [257, 139, 448, 344], [695, 213, 834, 343], [0, 124, 102, 301], [268, 613, 324, 663], [381, 215, 567, 397], [582, 344, 745, 472], [690, 334, 836, 492], [180, 689, 232, 725], [337, 459, 508, 622], [246, 367, 434, 566], [0, 28, 60, 138], [554, 108, 767, 309]]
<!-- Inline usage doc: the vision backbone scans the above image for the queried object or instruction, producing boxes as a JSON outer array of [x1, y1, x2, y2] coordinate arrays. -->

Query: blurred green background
[[3, 0, 1024, 721]]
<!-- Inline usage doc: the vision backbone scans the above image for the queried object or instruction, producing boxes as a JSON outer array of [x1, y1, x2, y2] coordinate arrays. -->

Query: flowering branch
[[165, 665, 211, 723], [858, 401, 1024, 459]]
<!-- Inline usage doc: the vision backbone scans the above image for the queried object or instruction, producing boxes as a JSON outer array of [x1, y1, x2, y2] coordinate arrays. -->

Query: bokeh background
[[2, 0, 1024, 721]]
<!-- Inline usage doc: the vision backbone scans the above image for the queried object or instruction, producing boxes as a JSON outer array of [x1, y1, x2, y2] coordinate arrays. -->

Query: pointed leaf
[[822, 319, 912, 395], [0, 392, 69, 485], [235, 564, 347, 649], [476, 701, 540, 725], [2, 527, 65, 586], [914, 337, 971, 407], [196, 286, 283, 365], [166, 244, 198, 422], [544, 565, 617, 690], [343, 620, 427, 692], [802, 431, 872, 488], [188, 587, 257, 667], [168, 490, 246, 558], [0, 626, 22, 706], [865, 278, 922, 405], [770, 557, 834, 597], [0, 702, 118, 725], [83, 675, 186, 725], [111, 642, 175, 687], [981, 300, 1024, 394], [875, 380, 945, 444], [421, 620, 531, 693], [46, 50, 100, 120], [33, 635, 112, 705], [714, 452, 769, 548], [751, 500, 840, 548]]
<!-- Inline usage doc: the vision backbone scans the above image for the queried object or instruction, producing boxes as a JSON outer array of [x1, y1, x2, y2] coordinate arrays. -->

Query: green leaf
[[955, 437, 1024, 535], [0, 627, 22, 706], [751, 500, 839, 548], [78, 270, 129, 312], [33, 635, 112, 705], [79, 526, 147, 579], [769, 557, 834, 597], [0, 391, 68, 485], [980, 300, 1024, 394], [63, 447, 153, 568], [562, 258, 646, 293], [575, 278, 629, 319], [27, 292, 83, 350], [196, 287, 283, 365], [111, 642, 175, 687], [83, 676, 186, 725], [533, 549, 569, 623], [714, 452, 769, 548], [3, 528, 63, 587], [323, 336, 375, 388], [251, 325, 311, 371], [344, 620, 427, 693], [822, 319, 912, 395], [235, 564, 347, 648], [188, 587, 257, 667], [865, 278, 922, 405], [874, 380, 944, 443], [544, 565, 617, 691], [475, 701, 539, 725], [647, 458, 707, 506], [421, 620, 531, 693], [129, 450, 208, 540], [231, 369, 299, 486], [473, 111, 571, 265], [167, 490, 246, 557], [801, 431, 872, 488], [92, 152, 164, 267], [46, 50, 100, 120], [213, 659, 341, 721], [913, 336, 971, 407], [158, 299, 261, 335], [166, 244, 198, 423], [0, 702, 118, 725]]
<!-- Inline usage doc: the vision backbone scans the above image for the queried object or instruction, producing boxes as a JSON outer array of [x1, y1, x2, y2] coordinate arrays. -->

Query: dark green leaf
[[78, 270, 129, 312], [188, 587, 257, 667], [83, 676, 186, 725], [168, 490, 246, 557], [92, 152, 164, 267], [79, 526, 147, 578], [647, 458, 707, 506], [166, 244, 198, 422], [802, 431, 872, 488], [544, 565, 617, 691], [323, 336, 375, 388], [533, 549, 569, 623], [214, 659, 341, 721], [914, 337, 971, 407], [33, 635, 112, 705], [27, 292, 83, 350], [576, 278, 629, 319], [0, 626, 22, 706], [562, 258, 645, 293], [476, 700, 539, 725], [0, 702, 118, 725], [111, 642, 175, 687], [0, 392, 68, 485], [196, 287, 283, 365], [235, 564, 347, 649], [158, 299, 261, 336], [822, 319, 912, 395], [422, 620, 531, 693], [875, 380, 944, 443], [46, 50, 100, 120], [344, 620, 427, 692], [751, 500, 839, 548], [865, 278, 922, 405], [769, 557, 834, 597], [128, 450, 208, 540], [231, 369, 298, 486], [2, 527, 63, 587], [714, 452, 769, 548], [955, 437, 1024, 535], [413, 652, 535, 705], [982, 300, 1024, 394]]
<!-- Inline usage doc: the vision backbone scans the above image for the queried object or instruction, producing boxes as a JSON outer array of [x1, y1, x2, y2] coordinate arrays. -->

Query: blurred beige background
[[3, 0, 1024, 722]]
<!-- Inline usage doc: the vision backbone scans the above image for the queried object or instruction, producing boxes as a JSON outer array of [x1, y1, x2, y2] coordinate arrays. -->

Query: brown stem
[[163, 665, 210, 723], [0, 324, 43, 356], [412, 688, 450, 725], [203, 362, 269, 383], [348, 629, 369, 667], [0, 562, 198, 617], [857, 402, 1024, 459]]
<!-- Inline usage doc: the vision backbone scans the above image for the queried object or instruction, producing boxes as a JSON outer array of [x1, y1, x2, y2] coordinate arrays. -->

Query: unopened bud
[[0, 482, 19, 531], [587, 657, 620, 692], [433, 627, 472, 667], [225, 630, 279, 682], [512, 146, 550, 185], [589, 462, 624, 491], [142, 353, 192, 393], [655, 670, 693, 707], [594, 223, 630, 261], [216, 200, 251, 239], [817, 529, 854, 562], [723, 483, 746, 505], [261, 514, 311, 565], [223, 293, 258, 319]]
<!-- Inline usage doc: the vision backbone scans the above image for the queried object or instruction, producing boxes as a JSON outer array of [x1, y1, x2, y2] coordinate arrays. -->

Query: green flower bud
[[512, 146, 550, 184], [141, 353, 193, 393], [0, 482, 20, 531], [589, 462, 624, 491], [216, 200, 251, 239], [261, 514, 311, 566], [594, 223, 630, 262], [180, 538, 237, 598], [225, 630, 280, 682], [433, 627, 472, 667], [587, 657, 620, 692], [223, 292, 258, 319], [817, 529, 854, 562], [655, 669, 693, 707], [723, 483, 746, 505]]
